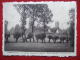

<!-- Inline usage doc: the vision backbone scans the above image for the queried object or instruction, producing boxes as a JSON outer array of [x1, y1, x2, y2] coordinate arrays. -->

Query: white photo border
[[2, 1, 77, 57]]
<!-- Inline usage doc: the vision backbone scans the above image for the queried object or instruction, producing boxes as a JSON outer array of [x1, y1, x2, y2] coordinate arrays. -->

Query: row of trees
[[4, 4, 75, 44], [14, 4, 53, 42]]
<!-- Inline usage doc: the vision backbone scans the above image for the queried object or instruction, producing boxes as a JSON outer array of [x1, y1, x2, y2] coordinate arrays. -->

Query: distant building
[[48, 21, 60, 34], [47, 21, 70, 38]]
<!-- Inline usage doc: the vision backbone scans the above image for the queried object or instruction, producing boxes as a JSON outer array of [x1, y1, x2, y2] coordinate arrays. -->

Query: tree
[[36, 4, 53, 34], [5, 20, 8, 33], [13, 24, 22, 42], [14, 4, 53, 42], [5, 20, 10, 43], [14, 4, 36, 42], [14, 24, 21, 33], [69, 8, 75, 47], [14, 4, 30, 41], [28, 4, 53, 42]]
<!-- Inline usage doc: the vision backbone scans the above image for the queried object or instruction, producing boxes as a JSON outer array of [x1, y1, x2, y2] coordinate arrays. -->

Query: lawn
[[4, 42, 74, 52]]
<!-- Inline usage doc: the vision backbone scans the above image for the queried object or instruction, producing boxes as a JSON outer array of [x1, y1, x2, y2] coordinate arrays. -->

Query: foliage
[[69, 8, 75, 47], [14, 4, 53, 34]]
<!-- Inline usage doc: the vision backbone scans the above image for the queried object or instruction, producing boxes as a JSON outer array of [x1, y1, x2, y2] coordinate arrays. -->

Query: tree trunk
[[43, 19, 46, 42], [32, 21, 34, 42], [44, 20, 45, 34], [32, 9, 35, 43]]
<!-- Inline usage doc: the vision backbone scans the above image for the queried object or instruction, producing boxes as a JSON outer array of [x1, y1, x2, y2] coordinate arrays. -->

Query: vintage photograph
[[3, 1, 77, 56]]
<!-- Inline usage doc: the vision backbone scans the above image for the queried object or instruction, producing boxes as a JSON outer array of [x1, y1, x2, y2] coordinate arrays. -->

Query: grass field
[[4, 42, 74, 52], [4, 36, 74, 52]]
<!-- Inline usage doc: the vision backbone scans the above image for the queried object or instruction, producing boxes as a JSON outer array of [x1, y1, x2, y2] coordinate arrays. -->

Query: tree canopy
[[14, 4, 53, 34]]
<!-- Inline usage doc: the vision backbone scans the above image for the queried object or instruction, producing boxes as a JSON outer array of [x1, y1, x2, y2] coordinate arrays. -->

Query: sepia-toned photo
[[3, 1, 77, 56]]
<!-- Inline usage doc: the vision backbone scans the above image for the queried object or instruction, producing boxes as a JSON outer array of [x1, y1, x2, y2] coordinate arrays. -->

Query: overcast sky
[[3, 1, 76, 30]]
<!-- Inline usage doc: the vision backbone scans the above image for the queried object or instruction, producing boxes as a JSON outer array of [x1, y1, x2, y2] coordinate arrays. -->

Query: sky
[[3, 1, 76, 30]]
